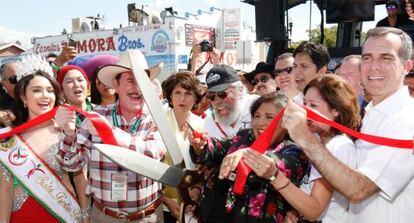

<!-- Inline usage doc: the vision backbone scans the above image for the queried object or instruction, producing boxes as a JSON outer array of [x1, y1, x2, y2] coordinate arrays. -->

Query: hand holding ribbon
[[233, 100, 413, 195]]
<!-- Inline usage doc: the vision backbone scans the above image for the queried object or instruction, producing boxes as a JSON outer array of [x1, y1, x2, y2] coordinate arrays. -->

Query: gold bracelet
[[275, 180, 290, 191]]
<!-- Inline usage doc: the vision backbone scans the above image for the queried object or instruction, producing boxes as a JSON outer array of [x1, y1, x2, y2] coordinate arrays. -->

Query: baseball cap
[[206, 64, 239, 92]]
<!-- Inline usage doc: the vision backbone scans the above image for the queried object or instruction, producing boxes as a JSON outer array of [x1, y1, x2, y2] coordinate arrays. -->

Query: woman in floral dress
[[190, 92, 309, 223]]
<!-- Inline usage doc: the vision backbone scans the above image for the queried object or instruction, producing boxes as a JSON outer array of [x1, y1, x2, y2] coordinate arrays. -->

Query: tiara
[[15, 54, 53, 82]]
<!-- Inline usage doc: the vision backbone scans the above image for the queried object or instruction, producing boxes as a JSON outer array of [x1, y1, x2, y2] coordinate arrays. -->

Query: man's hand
[[55, 106, 76, 136], [163, 196, 181, 219], [55, 46, 77, 66]]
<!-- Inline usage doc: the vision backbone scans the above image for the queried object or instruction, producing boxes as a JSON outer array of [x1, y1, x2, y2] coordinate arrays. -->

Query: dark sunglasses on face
[[3, 75, 17, 84], [251, 76, 272, 86], [386, 4, 397, 10], [274, 67, 293, 76], [206, 90, 228, 101]]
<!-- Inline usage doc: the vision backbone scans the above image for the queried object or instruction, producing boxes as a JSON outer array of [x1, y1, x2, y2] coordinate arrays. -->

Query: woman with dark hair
[[267, 75, 361, 223], [81, 55, 118, 106], [190, 92, 309, 223], [161, 71, 204, 222], [0, 56, 83, 223]]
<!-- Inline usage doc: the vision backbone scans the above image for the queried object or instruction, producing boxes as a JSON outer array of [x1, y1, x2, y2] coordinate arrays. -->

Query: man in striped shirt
[[56, 50, 166, 222]]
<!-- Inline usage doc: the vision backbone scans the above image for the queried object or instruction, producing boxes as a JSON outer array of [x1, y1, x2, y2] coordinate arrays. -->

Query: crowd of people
[[0, 8, 413, 223]]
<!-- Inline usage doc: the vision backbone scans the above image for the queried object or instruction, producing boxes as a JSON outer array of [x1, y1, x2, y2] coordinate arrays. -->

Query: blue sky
[[0, 0, 387, 48]]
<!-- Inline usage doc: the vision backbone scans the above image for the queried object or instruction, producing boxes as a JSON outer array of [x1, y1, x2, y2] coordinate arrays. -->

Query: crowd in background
[[0, 3, 413, 222]]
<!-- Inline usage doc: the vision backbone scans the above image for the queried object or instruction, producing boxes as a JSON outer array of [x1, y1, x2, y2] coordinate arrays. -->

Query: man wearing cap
[[55, 50, 166, 222], [377, 0, 412, 28], [244, 62, 277, 96], [203, 64, 258, 138]]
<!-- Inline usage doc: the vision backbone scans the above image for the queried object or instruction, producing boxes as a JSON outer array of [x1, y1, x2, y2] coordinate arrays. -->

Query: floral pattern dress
[[190, 129, 310, 223]]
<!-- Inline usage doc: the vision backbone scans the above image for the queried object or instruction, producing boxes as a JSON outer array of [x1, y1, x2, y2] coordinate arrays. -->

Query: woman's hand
[[244, 148, 277, 179], [189, 131, 208, 155], [55, 106, 76, 136], [163, 196, 181, 219], [219, 148, 246, 179]]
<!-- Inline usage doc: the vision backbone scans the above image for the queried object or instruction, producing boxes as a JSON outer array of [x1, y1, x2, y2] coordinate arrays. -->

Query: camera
[[199, 40, 213, 52], [68, 38, 77, 48]]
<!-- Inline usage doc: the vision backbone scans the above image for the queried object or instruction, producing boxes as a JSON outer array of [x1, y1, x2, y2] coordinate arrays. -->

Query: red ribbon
[[233, 105, 414, 195], [0, 104, 117, 145]]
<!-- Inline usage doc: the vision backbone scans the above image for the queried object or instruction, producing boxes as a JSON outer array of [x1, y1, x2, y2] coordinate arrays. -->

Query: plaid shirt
[[57, 103, 166, 212]]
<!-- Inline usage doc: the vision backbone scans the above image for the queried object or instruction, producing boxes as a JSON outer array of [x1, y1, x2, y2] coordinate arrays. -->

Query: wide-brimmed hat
[[80, 54, 118, 79], [97, 50, 163, 88], [244, 62, 274, 84]]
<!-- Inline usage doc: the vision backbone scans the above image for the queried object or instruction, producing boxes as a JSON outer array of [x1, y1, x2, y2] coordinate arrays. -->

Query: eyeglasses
[[3, 75, 17, 84], [386, 4, 397, 10], [274, 67, 293, 76], [206, 90, 229, 101], [251, 76, 272, 86]]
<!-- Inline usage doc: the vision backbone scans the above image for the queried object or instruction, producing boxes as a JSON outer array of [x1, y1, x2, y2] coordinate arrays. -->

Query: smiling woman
[[0, 55, 83, 223]]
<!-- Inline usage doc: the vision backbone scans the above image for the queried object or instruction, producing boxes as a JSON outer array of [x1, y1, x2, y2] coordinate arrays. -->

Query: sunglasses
[[251, 76, 272, 86], [206, 90, 229, 101], [274, 67, 293, 76], [3, 75, 17, 84], [386, 4, 397, 10]]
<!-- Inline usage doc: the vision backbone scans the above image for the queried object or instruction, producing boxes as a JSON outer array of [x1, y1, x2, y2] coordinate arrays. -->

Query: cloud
[[204, 0, 218, 5], [0, 26, 45, 49]]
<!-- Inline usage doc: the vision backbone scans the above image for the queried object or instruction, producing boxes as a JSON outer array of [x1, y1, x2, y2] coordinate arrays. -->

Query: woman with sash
[[0, 55, 82, 223], [161, 71, 205, 223], [190, 92, 309, 223]]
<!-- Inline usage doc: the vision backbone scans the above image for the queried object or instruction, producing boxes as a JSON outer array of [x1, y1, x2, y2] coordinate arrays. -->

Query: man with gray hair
[[282, 27, 414, 223], [338, 55, 364, 106], [203, 64, 258, 138]]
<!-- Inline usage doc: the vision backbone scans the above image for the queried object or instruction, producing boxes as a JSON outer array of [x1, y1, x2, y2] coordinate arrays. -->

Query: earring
[[23, 102, 27, 108]]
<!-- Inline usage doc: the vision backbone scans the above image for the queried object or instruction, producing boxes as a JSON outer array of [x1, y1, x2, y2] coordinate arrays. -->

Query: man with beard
[[203, 64, 258, 138], [55, 50, 166, 222]]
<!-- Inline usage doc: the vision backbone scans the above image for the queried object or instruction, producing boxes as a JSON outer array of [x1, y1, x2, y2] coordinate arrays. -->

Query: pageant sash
[[0, 135, 81, 223], [233, 106, 414, 195]]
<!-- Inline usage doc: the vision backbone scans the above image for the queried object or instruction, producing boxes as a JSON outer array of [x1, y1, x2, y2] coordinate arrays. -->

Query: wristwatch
[[268, 168, 279, 182]]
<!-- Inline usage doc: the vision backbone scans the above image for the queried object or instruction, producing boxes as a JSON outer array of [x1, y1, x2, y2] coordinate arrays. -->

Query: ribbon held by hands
[[0, 104, 117, 145], [233, 105, 414, 195]]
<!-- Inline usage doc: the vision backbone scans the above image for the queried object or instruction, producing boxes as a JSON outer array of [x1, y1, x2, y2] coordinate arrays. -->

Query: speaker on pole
[[255, 0, 287, 41]]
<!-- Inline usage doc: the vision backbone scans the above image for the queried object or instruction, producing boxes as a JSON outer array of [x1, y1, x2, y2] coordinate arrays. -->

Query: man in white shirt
[[203, 64, 258, 138], [281, 27, 414, 222]]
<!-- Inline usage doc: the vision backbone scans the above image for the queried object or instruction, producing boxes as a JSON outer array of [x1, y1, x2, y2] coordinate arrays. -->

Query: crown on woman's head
[[15, 54, 54, 82]]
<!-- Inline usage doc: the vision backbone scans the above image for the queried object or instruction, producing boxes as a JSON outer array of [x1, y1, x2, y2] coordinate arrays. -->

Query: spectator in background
[[274, 53, 303, 104], [203, 65, 258, 138], [0, 62, 16, 110], [0, 62, 17, 99], [377, 0, 412, 28], [292, 41, 330, 92], [244, 62, 277, 96], [404, 72, 414, 97], [192, 74, 212, 118], [81, 54, 118, 107], [45, 53, 58, 64], [338, 55, 365, 106], [238, 70, 255, 94]]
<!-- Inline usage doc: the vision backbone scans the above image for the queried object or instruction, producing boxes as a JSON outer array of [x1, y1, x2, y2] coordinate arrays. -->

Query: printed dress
[[190, 129, 309, 223]]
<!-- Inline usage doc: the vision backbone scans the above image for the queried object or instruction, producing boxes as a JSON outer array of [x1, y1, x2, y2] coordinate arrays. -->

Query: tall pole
[[309, 0, 312, 40]]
